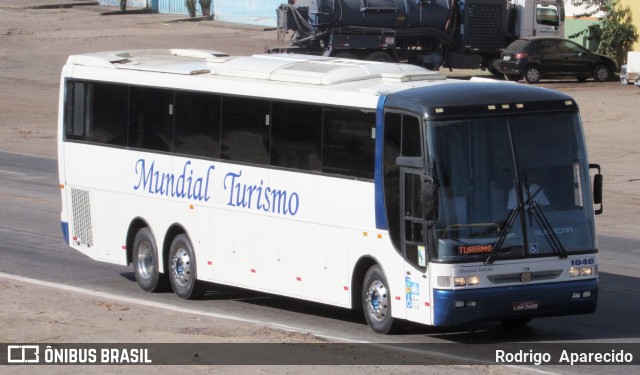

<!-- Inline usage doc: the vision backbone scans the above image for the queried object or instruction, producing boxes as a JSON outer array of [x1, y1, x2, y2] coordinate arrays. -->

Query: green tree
[[569, 0, 638, 67]]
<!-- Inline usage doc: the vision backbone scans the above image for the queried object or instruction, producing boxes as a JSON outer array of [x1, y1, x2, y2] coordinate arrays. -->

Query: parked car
[[499, 37, 617, 84]]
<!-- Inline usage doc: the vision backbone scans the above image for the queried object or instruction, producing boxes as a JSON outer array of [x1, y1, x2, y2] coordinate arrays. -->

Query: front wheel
[[168, 234, 203, 299], [362, 265, 398, 334], [593, 64, 610, 82]]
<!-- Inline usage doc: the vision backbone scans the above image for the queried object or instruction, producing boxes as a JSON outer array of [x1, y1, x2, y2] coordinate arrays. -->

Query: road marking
[[0, 169, 26, 176]]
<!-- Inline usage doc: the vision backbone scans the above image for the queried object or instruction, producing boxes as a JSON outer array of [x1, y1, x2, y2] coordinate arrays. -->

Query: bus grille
[[71, 188, 94, 247], [487, 270, 563, 284]]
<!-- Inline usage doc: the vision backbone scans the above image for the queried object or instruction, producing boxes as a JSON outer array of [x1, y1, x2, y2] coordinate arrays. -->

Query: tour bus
[[58, 49, 603, 333]]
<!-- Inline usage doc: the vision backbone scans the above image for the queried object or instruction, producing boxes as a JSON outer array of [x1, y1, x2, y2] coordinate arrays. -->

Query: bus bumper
[[433, 279, 597, 326]]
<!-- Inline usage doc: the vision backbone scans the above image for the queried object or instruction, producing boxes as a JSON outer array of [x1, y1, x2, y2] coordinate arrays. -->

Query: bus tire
[[133, 228, 169, 292], [362, 265, 398, 334], [168, 234, 203, 299]]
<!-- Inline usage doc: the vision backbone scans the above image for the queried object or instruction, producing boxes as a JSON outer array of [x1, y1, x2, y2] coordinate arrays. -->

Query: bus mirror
[[422, 175, 437, 224], [590, 164, 603, 215], [396, 156, 423, 169]]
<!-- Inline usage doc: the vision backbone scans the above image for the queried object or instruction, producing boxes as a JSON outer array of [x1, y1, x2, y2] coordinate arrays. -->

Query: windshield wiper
[[485, 204, 519, 265], [485, 190, 568, 265], [527, 199, 568, 259]]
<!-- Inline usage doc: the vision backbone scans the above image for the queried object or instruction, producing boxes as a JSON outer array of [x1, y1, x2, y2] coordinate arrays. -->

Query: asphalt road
[[1, 150, 639, 372]]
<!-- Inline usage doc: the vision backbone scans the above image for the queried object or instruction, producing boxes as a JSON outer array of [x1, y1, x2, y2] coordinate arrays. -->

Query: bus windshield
[[427, 112, 597, 262]]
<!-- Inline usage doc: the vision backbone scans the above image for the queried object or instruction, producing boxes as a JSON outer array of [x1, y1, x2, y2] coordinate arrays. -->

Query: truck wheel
[[593, 64, 610, 82], [168, 234, 203, 299], [362, 265, 398, 334], [334, 51, 357, 60], [133, 228, 169, 292], [366, 51, 394, 62], [523, 66, 541, 84]]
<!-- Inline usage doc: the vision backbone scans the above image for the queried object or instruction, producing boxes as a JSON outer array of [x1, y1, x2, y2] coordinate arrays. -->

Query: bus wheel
[[168, 234, 203, 299], [362, 265, 397, 334], [133, 228, 168, 292]]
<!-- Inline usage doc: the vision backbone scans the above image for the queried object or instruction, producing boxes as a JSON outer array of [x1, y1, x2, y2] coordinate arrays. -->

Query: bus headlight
[[454, 276, 480, 286], [467, 276, 480, 285], [580, 267, 593, 276], [454, 277, 466, 286], [569, 266, 580, 277], [569, 266, 593, 277]]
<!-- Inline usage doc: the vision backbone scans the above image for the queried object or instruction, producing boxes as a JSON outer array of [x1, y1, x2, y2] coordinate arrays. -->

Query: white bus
[[58, 49, 603, 333]]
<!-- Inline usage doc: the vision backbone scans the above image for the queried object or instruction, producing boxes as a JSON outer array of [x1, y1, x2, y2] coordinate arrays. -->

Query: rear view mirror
[[590, 164, 603, 215], [422, 175, 438, 224]]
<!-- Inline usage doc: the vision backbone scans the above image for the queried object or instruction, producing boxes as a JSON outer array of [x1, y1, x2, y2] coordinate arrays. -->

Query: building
[[620, 0, 640, 51], [101, 0, 284, 27], [565, 0, 640, 53], [564, 2, 603, 51]]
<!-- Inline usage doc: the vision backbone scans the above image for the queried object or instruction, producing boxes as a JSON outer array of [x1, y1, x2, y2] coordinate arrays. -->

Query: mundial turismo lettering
[[133, 159, 215, 202], [132, 159, 300, 216], [223, 170, 300, 216]]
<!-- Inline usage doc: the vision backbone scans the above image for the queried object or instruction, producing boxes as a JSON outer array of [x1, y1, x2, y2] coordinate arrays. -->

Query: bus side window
[[89, 82, 127, 146], [174, 91, 221, 158], [322, 107, 375, 179], [221, 96, 271, 165], [128, 86, 173, 152], [270, 101, 322, 171]]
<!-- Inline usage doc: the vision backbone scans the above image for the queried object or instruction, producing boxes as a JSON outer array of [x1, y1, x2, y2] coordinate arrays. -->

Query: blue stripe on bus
[[61, 221, 70, 245], [433, 279, 598, 326], [374, 94, 388, 230]]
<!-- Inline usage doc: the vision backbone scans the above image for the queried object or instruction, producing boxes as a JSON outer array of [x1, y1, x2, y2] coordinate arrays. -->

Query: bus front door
[[400, 167, 432, 324]]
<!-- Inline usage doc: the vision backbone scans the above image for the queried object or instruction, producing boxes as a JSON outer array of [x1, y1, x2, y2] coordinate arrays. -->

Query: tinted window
[[558, 40, 586, 54], [90, 83, 128, 146], [271, 101, 322, 171], [505, 39, 529, 52], [535, 40, 557, 54], [129, 87, 173, 151], [322, 107, 375, 179], [383, 112, 423, 252], [174, 91, 221, 158], [221, 96, 270, 164], [64, 81, 127, 146]]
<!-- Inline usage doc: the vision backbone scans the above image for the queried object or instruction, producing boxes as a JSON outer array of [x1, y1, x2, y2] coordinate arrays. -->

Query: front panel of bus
[[380, 83, 599, 326]]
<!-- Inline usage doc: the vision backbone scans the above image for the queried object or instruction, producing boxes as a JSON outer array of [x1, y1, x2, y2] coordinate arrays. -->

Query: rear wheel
[[523, 66, 541, 84], [333, 51, 358, 60], [593, 64, 610, 82], [168, 234, 203, 299], [362, 265, 398, 334], [133, 228, 169, 292], [366, 51, 394, 63]]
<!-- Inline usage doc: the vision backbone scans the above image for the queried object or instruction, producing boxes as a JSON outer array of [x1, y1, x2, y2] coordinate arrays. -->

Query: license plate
[[513, 301, 539, 311], [503, 55, 511, 61]]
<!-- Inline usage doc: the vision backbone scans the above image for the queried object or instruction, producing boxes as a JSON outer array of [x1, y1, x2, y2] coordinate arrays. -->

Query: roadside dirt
[[0, 1, 638, 373]]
